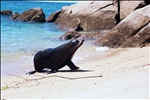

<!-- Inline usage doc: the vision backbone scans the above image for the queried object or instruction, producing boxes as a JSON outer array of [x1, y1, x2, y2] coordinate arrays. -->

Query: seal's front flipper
[[26, 71, 36, 75], [44, 69, 58, 74], [51, 69, 58, 73], [67, 61, 79, 70]]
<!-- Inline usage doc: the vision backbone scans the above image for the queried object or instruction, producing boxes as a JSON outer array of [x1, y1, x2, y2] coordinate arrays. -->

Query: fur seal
[[27, 37, 84, 74]]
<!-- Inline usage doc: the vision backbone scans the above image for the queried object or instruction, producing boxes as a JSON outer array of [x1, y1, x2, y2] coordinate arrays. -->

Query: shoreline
[[1, 47, 149, 99]]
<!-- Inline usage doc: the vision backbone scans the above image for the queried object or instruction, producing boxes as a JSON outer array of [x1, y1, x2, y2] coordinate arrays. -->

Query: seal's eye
[[72, 39, 79, 44], [72, 40, 76, 42]]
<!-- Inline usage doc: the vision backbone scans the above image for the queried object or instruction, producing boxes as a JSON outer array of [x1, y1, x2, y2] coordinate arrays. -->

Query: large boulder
[[47, 10, 61, 22], [96, 5, 150, 48], [48, 1, 117, 31], [113, 0, 145, 20], [1, 10, 12, 15], [59, 31, 81, 40], [47, 0, 147, 32], [10, 8, 46, 22], [120, 23, 150, 47], [80, 30, 109, 40]]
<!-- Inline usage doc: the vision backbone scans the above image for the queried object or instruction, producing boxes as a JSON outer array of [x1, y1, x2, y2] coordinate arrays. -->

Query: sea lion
[[27, 37, 84, 74]]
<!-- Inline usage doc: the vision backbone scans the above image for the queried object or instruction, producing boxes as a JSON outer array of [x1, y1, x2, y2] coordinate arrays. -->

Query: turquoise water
[[1, 1, 75, 61]]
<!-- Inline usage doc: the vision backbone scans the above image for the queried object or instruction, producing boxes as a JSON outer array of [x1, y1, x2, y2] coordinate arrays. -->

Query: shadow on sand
[[26, 69, 93, 75], [58, 69, 93, 73]]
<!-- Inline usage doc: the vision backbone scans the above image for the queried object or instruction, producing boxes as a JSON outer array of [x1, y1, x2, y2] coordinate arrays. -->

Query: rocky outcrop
[[47, 0, 146, 32], [1, 10, 12, 15], [60, 30, 110, 40], [113, 0, 145, 21], [120, 23, 150, 47], [59, 31, 81, 40], [47, 10, 61, 22], [96, 5, 150, 48], [81, 30, 110, 40], [10, 8, 46, 22], [48, 1, 117, 31]]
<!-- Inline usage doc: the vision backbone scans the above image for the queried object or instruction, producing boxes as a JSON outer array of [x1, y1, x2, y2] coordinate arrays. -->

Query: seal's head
[[55, 37, 84, 58], [65, 37, 84, 59], [67, 37, 84, 53]]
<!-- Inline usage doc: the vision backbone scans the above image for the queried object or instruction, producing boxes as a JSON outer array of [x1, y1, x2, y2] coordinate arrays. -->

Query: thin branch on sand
[[19, 67, 27, 73], [8, 74, 29, 81], [6, 74, 103, 89]]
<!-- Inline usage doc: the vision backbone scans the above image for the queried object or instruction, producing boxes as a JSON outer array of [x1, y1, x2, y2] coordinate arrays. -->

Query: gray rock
[[52, 1, 117, 31], [1, 10, 12, 15], [96, 5, 150, 48], [120, 23, 150, 47], [10, 8, 46, 22], [60, 31, 81, 40], [47, 10, 61, 22], [47, 1, 148, 32], [113, 0, 145, 20]]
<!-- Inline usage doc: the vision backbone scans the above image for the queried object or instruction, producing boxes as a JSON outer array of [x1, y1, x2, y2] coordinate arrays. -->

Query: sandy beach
[[1, 47, 149, 99]]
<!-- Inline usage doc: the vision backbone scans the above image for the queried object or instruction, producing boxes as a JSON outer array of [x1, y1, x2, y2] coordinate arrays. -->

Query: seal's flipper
[[43, 69, 58, 74], [51, 69, 58, 73], [67, 61, 79, 70], [26, 71, 36, 75]]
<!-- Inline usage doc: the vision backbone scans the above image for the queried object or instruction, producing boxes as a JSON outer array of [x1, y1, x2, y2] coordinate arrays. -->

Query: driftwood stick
[[8, 74, 29, 81], [9, 74, 103, 81], [32, 75, 103, 80], [19, 67, 28, 73], [6, 74, 102, 89], [51, 75, 102, 80]]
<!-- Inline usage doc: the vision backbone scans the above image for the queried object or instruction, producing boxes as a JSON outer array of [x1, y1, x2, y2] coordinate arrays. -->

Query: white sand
[[1, 47, 149, 99]]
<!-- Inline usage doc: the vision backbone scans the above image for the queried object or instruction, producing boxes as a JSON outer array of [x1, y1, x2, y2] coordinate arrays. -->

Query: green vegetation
[[1, 85, 9, 90]]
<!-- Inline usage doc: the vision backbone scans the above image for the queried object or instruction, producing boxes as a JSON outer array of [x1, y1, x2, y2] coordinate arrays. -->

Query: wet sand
[[1, 47, 149, 99]]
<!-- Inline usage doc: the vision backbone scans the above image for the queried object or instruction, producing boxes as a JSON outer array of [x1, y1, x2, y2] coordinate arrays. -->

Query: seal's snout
[[72, 39, 79, 44], [71, 37, 84, 46], [77, 37, 84, 44]]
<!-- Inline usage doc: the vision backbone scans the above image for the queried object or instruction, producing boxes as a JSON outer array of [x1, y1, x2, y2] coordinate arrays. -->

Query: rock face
[[121, 23, 150, 47], [48, 1, 117, 31], [10, 8, 46, 22], [59, 31, 81, 40], [47, 10, 61, 22], [96, 5, 150, 48], [1, 10, 12, 15], [47, 0, 146, 32], [113, 0, 145, 21]]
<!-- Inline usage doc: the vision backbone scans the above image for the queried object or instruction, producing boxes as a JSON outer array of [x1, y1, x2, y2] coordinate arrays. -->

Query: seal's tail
[[26, 70, 36, 75]]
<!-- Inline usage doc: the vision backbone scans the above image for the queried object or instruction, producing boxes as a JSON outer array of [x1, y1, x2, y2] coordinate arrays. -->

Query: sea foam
[[96, 46, 109, 51]]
